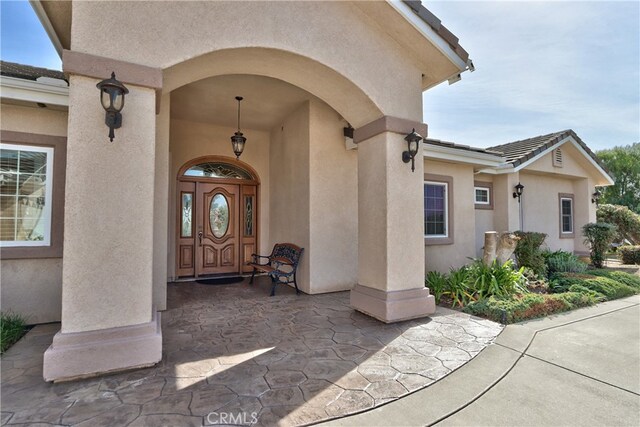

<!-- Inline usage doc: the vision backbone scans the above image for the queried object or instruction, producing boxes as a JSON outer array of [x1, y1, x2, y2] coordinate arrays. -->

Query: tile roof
[[425, 138, 503, 157], [0, 61, 66, 82], [403, 1, 469, 63], [487, 129, 610, 174]]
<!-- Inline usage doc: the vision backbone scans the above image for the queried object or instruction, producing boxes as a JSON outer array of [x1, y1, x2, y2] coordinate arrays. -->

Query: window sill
[[559, 233, 575, 239], [425, 236, 454, 246], [474, 204, 493, 210], [0, 245, 63, 260]]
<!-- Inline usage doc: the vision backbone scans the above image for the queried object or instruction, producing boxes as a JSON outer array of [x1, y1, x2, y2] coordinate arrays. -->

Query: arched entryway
[[176, 155, 260, 278]]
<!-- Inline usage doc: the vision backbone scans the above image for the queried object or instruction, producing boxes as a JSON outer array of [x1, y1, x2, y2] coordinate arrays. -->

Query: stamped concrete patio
[[1, 278, 502, 426]]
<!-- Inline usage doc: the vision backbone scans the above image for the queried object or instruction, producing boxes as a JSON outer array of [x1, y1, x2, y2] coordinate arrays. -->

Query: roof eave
[[388, 1, 471, 75], [29, 1, 63, 57], [424, 144, 505, 167]]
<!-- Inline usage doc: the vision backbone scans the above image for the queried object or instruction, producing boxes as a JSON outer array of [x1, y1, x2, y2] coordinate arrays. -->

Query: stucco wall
[[62, 75, 156, 333], [424, 159, 476, 273], [1, 102, 68, 324], [1, 258, 63, 324], [308, 99, 358, 293], [269, 102, 311, 291], [168, 119, 271, 280], [0, 103, 68, 137], [70, 1, 424, 125]]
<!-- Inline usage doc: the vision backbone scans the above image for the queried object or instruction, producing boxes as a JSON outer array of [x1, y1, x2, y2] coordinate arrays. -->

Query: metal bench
[[248, 243, 304, 296]]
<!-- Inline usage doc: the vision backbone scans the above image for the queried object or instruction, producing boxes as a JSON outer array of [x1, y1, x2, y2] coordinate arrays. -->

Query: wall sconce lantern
[[591, 188, 601, 205], [96, 72, 129, 142], [230, 96, 247, 160], [512, 182, 524, 202], [403, 128, 422, 172]]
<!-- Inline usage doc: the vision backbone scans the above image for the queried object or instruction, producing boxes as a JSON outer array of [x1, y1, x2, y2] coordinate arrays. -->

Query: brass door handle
[[198, 231, 203, 246]]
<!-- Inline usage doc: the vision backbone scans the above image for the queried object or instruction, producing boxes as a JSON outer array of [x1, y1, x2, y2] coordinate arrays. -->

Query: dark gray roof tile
[[0, 61, 65, 82], [487, 129, 610, 175]]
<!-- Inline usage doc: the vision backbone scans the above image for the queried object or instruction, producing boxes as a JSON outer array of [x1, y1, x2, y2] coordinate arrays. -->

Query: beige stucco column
[[350, 117, 434, 322], [43, 68, 162, 381], [494, 172, 521, 232]]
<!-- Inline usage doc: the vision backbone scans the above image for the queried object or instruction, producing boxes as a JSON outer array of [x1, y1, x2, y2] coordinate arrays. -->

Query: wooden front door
[[195, 183, 240, 275], [176, 158, 259, 278]]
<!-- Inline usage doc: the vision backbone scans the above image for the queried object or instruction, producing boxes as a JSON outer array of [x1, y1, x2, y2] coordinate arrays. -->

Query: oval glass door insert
[[210, 193, 229, 238]]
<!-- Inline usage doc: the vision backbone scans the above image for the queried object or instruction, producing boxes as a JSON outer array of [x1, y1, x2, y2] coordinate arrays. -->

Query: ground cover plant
[[427, 254, 640, 324], [0, 312, 27, 354]]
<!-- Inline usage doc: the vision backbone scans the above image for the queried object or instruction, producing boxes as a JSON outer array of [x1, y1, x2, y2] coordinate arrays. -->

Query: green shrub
[[584, 269, 640, 289], [582, 222, 617, 268], [0, 312, 27, 354], [426, 271, 447, 304], [447, 266, 474, 308], [463, 292, 597, 324], [467, 259, 528, 299], [543, 250, 588, 275], [514, 231, 547, 276], [597, 204, 640, 244], [550, 272, 638, 299], [618, 245, 640, 265]]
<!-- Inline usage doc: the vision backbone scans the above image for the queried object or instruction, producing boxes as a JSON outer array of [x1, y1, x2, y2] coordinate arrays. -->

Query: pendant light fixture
[[230, 96, 247, 159]]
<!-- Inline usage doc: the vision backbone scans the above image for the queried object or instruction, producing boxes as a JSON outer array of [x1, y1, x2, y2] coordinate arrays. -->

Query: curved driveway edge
[[320, 295, 640, 427]]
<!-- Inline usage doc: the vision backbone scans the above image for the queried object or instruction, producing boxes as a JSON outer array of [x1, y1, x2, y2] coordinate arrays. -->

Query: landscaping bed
[[427, 228, 640, 324]]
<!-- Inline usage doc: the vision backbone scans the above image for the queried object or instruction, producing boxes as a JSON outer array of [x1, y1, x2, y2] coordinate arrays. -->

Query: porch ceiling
[[170, 74, 318, 131]]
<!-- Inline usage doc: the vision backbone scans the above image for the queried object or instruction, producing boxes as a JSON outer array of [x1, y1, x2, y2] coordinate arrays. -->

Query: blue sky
[[424, 1, 640, 151], [1, 0, 61, 70], [1, 1, 638, 151]]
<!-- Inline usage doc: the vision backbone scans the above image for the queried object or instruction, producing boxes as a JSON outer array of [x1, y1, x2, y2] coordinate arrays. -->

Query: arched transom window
[[183, 162, 253, 180]]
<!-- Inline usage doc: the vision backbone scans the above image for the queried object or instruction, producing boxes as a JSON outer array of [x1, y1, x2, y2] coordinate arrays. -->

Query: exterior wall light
[[591, 188, 601, 205], [403, 128, 422, 172], [96, 72, 129, 142], [230, 96, 247, 159], [512, 182, 524, 202]]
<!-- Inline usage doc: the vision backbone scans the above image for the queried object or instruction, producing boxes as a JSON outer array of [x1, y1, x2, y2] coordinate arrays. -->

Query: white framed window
[[0, 143, 54, 247], [560, 197, 573, 234], [474, 186, 490, 205], [424, 181, 448, 238]]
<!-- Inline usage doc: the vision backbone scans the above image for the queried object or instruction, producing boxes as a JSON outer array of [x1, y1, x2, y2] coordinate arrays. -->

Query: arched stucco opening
[[163, 47, 384, 128]]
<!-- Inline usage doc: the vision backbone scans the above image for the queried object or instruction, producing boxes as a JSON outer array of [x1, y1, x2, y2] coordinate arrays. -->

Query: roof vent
[[553, 148, 563, 167]]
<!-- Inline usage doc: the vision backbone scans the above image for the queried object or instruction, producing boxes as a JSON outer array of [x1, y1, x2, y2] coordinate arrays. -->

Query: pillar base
[[43, 311, 162, 382], [350, 285, 435, 323]]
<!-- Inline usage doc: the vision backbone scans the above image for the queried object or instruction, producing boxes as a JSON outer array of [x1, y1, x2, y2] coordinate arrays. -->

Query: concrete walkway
[[321, 295, 640, 427]]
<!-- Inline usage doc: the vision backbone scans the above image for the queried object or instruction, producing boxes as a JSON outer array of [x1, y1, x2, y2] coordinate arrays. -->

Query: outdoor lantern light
[[403, 128, 422, 172], [512, 182, 524, 202], [230, 96, 247, 160], [96, 72, 129, 142], [592, 188, 602, 204]]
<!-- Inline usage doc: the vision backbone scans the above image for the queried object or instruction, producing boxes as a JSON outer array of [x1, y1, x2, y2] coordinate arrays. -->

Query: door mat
[[196, 276, 245, 285]]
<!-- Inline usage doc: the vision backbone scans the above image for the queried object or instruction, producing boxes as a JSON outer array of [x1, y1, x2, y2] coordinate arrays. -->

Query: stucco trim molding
[[474, 181, 494, 210], [0, 130, 66, 260], [62, 50, 163, 90], [424, 173, 454, 245], [558, 193, 576, 239], [43, 311, 162, 382], [350, 284, 435, 323], [353, 116, 428, 144]]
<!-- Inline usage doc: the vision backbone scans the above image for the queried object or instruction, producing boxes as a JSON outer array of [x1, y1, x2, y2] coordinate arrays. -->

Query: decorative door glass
[[181, 192, 193, 237], [244, 196, 254, 236], [185, 162, 252, 180], [210, 194, 229, 238]]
